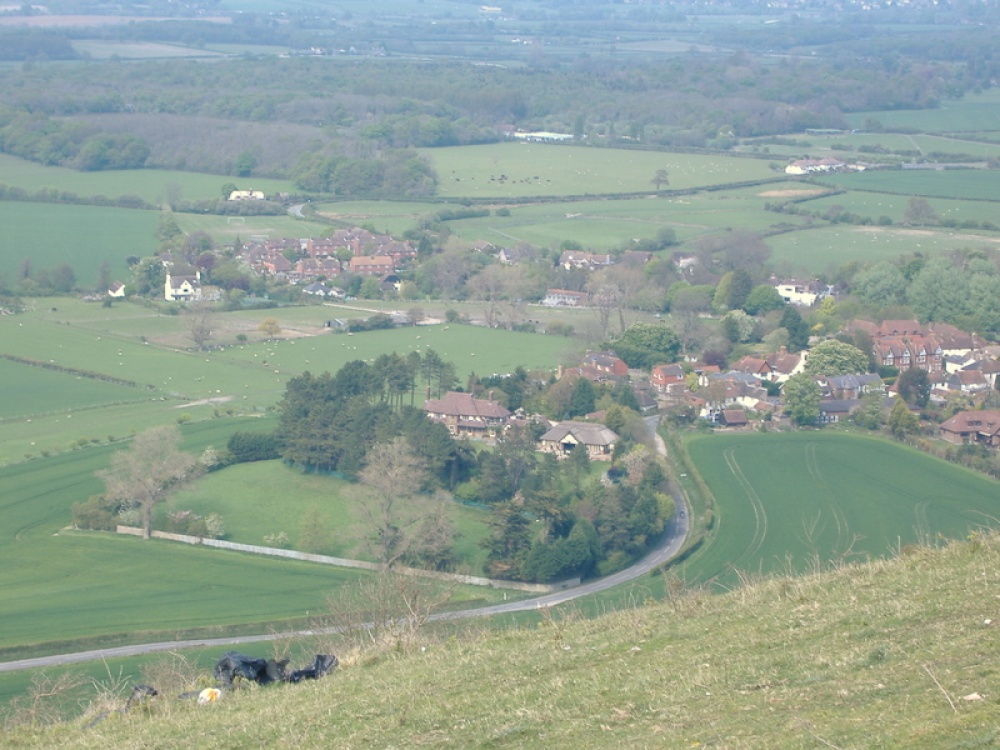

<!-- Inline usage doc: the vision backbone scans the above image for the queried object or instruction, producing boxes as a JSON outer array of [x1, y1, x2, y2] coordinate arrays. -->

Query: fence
[[116, 526, 577, 594]]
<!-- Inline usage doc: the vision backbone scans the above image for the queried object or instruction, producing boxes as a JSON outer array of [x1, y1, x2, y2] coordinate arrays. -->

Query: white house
[[165, 271, 202, 302]]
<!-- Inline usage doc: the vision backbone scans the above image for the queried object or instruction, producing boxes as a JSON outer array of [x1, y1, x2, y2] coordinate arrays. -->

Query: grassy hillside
[[5, 533, 1000, 748]]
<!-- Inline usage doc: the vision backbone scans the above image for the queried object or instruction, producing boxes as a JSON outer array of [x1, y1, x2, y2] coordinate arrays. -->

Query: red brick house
[[423, 391, 511, 440], [939, 410, 1000, 447]]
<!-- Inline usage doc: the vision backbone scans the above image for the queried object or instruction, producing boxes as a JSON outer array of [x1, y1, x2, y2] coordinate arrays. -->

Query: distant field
[[0, 154, 294, 204], [766, 224, 987, 273], [0, 201, 156, 282], [845, 90, 1000, 133], [682, 432, 1000, 590], [176, 213, 329, 245], [72, 41, 226, 59], [0, 301, 571, 463], [821, 169, 1000, 201], [420, 143, 777, 199], [802, 190, 1000, 227]]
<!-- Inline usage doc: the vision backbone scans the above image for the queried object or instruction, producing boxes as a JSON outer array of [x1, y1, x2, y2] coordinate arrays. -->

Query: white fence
[[116, 526, 578, 594]]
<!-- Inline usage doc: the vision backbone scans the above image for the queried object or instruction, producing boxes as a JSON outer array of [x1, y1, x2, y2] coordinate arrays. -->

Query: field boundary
[[115, 526, 578, 594]]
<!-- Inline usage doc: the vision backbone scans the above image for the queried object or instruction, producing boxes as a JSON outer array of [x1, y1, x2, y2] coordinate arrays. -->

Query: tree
[[721, 309, 755, 343], [903, 197, 937, 226], [98, 425, 199, 539], [613, 322, 681, 369], [853, 391, 884, 430], [888, 397, 920, 439], [897, 367, 930, 408], [569, 377, 596, 418], [713, 269, 753, 312], [358, 437, 447, 568], [185, 304, 215, 350], [782, 373, 821, 426], [258, 317, 282, 339], [743, 284, 785, 315], [851, 261, 907, 307], [780, 306, 810, 352], [803, 339, 869, 376], [651, 169, 669, 190]]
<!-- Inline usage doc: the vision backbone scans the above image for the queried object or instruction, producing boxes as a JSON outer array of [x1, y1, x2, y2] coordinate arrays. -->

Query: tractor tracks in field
[[722, 448, 768, 567]]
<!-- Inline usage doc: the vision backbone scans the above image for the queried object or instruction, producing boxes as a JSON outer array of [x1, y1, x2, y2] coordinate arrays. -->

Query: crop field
[[0, 154, 294, 204], [845, 89, 1000, 133], [820, 168, 1000, 201], [420, 143, 777, 199], [765, 223, 991, 273], [0, 201, 157, 282], [682, 432, 1000, 590], [0, 419, 508, 658], [169, 460, 492, 570]]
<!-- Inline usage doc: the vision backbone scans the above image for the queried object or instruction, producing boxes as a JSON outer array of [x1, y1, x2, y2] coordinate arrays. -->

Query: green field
[[0, 201, 157, 283], [802, 190, 1000, 227], [0, 358, 149, 420], [0, 419, 506, 658], [682, 432, 1000, 590], [168, 460, 492, 570], [845, 89, 1000, 133], [420, 143, 778, 199], [0, 300, 573, 464], [821, 168, 1000, 201], [765, 224, 987, 273], [0, 154, 295, 205]]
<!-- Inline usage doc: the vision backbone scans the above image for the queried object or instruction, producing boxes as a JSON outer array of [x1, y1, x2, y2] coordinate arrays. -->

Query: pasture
[[0, 358, 147, 420], [0, 201, 157, 283], [765, 224, 987, 274], [682, 432, 1000, 590], [420, 143, 778, 199], [801, 190, 1000, 228], [176, 212, 330, 246], [0, 154, 294, 205], [0, 419, 506, 659], [0, 300, 572, 464]]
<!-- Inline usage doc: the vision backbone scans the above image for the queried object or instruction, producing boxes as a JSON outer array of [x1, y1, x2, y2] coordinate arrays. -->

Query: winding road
[[0, 417, 689, 674]]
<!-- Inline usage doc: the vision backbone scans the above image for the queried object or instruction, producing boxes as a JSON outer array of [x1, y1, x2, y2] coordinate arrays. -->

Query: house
[[823, 373, 884, 400], [164, 271, 202, 302], [348, 255, 395, 277], [302, 282, 334, 297], [730, 356, 773, 381], [765, 347, 805, 383], [107, 281, 126, 298], [720, 409, 749, 428], [228, 189, 265, 201], [582, 351, 629, 378], [818, 399, 859, 424], [939, 410, 1000, 447], [772, 277, 830, 307], [538, 421, 619, 460], [423, 391, 511, 440], [946, 370, 991, 394], [559, 251, 614, 271], [651, 363, 687, 395], [542, 289, 589, 307]]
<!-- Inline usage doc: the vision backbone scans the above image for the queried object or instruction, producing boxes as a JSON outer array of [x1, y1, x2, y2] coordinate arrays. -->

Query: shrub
[[227, 431, 281, 463]]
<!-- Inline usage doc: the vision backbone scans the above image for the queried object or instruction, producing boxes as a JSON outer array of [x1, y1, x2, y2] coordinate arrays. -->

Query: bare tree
[[98, 425, 200, 539], [468, 264, 507, 328], [358, 437, 454, 568], [184, 303, 215, 351]]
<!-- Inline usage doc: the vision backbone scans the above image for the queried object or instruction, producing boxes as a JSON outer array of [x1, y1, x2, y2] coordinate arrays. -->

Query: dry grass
[[5, 532, 1000, 749]]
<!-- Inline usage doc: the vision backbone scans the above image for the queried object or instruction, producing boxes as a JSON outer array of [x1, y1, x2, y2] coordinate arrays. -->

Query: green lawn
[[682, 432, 1000, 590]]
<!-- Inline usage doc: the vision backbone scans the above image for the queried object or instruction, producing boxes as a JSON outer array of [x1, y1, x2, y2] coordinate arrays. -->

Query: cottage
[[539, 421, 619, 460], [164, 271, 202, 302]]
